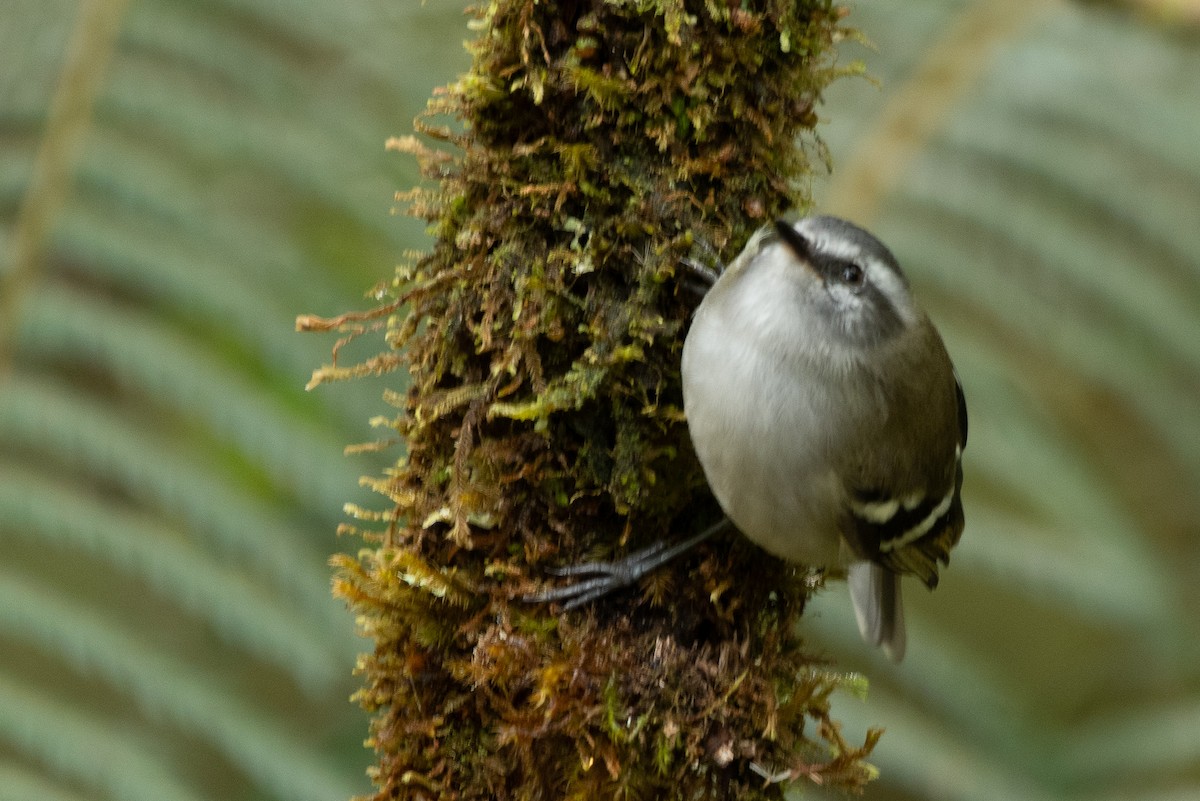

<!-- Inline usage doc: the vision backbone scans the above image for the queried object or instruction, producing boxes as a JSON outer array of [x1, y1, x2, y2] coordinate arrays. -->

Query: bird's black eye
[[840, 262, 865, 287]]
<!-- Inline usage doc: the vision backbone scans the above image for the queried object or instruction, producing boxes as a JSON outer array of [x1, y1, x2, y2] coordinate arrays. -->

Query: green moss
[[316, 1, 881, 798]]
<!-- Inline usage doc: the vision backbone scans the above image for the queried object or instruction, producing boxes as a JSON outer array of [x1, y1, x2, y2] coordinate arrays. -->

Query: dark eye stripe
[[810, 252, 864, 287], [859, 282, 905, 341], [773, 220, 869, 288]]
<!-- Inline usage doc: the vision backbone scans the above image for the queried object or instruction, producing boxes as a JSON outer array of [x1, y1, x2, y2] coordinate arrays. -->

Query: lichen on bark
[[305, 1, 881, 798]]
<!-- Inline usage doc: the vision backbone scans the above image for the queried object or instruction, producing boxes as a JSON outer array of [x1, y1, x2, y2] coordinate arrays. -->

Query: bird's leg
[[525, 518, 734, 610]]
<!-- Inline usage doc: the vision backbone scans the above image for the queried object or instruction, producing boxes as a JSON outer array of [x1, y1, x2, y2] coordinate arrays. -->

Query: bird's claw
[[523, 541, 672, 610], [523, 520, 733, 611]]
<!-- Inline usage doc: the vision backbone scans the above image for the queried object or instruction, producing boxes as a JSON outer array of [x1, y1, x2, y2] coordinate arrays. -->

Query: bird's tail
[[848, 562, 906, 662]]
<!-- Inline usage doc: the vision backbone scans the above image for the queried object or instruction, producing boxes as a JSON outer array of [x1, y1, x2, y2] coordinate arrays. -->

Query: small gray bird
[[681, 215, 966, 661], [531, 215, 965, 663]]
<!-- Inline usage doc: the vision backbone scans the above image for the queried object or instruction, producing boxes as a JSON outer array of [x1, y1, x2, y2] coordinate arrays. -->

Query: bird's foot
[[524, 519, 733, 610], [523, 540, 674, 610]]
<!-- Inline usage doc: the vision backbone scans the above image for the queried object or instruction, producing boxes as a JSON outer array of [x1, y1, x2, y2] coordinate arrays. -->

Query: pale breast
[[682, 307, 846, 567]]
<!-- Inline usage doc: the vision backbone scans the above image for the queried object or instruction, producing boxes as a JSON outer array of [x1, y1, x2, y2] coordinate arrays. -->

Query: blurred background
[[1, 1, 1197, 800]]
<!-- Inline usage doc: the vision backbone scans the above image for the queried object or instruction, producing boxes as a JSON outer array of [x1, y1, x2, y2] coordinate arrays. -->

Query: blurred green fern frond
[[1, 1, 468, 799]]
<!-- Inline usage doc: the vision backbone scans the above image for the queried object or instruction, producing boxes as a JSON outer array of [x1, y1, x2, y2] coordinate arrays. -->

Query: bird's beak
[[774, 219, 819, 276]]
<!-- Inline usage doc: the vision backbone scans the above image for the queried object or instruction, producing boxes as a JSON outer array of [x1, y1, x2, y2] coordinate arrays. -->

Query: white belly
[[681, 318, 846, 567]]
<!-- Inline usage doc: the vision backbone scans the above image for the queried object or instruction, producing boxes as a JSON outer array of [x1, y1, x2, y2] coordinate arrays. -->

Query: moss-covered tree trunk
[[310, 1, 880, 798]]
